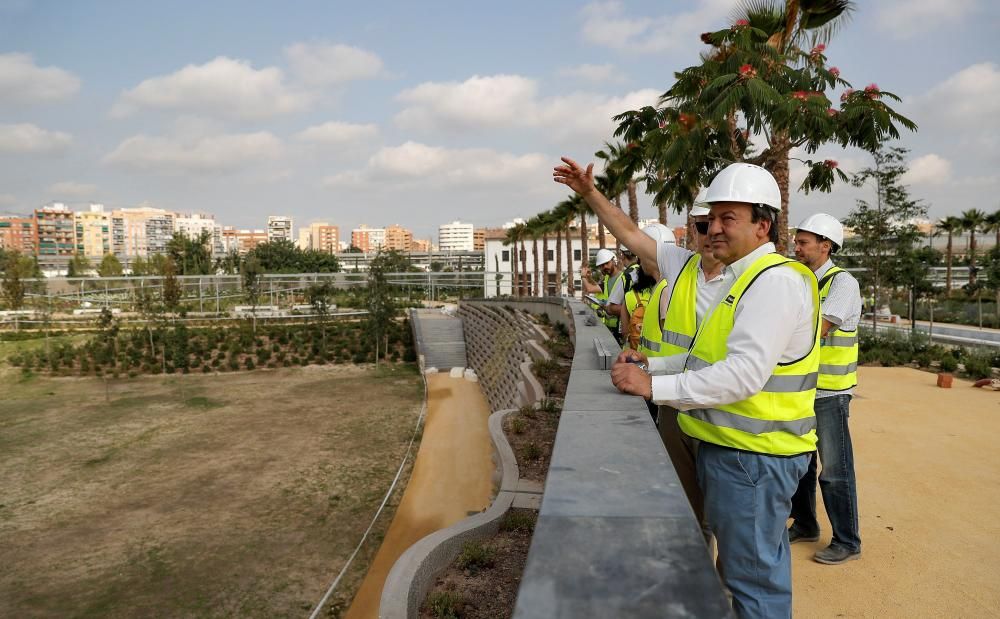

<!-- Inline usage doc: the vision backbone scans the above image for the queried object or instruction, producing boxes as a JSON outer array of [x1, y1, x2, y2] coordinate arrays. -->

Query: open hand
[[553, 157, 596, 196]]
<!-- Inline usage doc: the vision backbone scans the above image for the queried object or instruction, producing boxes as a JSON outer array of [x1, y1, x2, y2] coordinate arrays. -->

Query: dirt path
[[344, 373, 494, 619], [793, 366, 1000, 618]]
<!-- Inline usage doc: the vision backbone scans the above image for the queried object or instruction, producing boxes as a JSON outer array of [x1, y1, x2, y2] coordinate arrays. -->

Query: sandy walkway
[[793, 367, 1000, 618], [345, 373, 494, 619]]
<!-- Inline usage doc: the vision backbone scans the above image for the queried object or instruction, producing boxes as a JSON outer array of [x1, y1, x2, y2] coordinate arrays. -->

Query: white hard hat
[[691, 188, 710, 217], [595, 248, 617, 266], [705, 162, 781, 211], [618, 243, 633, 254], [640, 222, 674, 244], [797, 213, 844, 250]]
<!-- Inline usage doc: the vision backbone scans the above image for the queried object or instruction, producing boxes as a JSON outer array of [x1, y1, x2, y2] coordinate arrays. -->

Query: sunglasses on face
[[695, 221, 709, 235]]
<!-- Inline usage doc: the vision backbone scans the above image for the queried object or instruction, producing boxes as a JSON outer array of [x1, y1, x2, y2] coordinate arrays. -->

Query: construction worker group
[[554, 157, 862, 619]]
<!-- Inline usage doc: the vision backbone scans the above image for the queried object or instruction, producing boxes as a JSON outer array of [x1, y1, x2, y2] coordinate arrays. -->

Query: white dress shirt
[[814, 258, 862, 398], [649, 242, 816, 409], [655, 244, 730, 324]]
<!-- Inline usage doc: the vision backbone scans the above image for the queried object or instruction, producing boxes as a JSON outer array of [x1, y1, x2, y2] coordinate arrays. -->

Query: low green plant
[[456, 541, 495, 575], [510, 418, 526, 434], [961, 353, 993, 380], [939, 355, 958, 373], [426, 591, 462, 619], [499, 510, 535, 534], [522, 442, 542, 461]]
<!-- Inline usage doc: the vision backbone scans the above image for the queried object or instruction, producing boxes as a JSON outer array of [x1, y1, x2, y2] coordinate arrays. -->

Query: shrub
[[962, 353, 993, 380], [510, 418, 526, 434], [499, 510, 536, 533], [245, 358, 256, 370], [426, 591, 462, 619], [522, 442, 542, 461], [939, 355, 958, 373], [456, 541, 495, 575], [202, 364, 211, 374]]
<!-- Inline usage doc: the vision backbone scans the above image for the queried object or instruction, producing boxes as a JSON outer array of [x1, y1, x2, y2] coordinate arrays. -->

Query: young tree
[[306, 280, 335, 350], [161, 257, 182, 311], [366, 251, 399, 366], [843, 146, 927, 331], [936, 216, 963, 294], [67, 254, 92, 277], [97, 254, 124, 277], [1, 251, 37, 309], [167, 230, 213, 275], [612, 4, 915, 251]]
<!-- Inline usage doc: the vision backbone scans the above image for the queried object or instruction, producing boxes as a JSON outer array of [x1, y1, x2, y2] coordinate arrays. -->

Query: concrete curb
[[379, 408, 521, 619]]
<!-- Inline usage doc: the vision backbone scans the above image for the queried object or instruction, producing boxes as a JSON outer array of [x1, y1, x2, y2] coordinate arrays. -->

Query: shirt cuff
[[651, 374, 680, 406]]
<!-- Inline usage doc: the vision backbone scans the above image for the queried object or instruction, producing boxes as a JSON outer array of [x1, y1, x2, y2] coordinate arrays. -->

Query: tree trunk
[[520, 239, 528, 296], [579, 213, 589, 271], [969, 232, 978, 285], [509, 243, 518, 297], [770, 133, 791, 254], [945, 233, 953, 293], [565, 223, 574, 295], [532, 238, 540, 297], [627, 180, 639, 224], [555, 228, 563, 296], [657, 202, 667, 225], [542, 235, 550, 296]]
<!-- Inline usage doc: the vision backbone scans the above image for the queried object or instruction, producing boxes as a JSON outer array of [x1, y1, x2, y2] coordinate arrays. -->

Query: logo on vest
[[723, 294, 735, 306]]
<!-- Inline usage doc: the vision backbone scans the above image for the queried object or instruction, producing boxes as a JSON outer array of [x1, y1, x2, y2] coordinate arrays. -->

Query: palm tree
[[527, 217, 542, 297], [503, 226, 520, 297], [937, 216, 963, 293], [554, 198, 578, 296], [986, 209, 1000, 253], [962, 208, 987, 285]]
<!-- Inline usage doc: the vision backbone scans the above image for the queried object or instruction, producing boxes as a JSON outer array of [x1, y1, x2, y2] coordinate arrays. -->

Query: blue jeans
[[790, 394, 861, 552], [698, 442, 809, 619]]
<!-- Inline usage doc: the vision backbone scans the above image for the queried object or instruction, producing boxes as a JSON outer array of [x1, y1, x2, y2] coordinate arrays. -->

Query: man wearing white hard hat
[[606, 242, 640, 340], [789, 213, 862, 565], [557, 158, 820, 619], [581, 247, 623, 338]]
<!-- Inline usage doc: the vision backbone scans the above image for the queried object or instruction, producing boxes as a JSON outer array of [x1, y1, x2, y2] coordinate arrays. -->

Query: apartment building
[[384, 224, 413, 252], [174, 212, 223, 257], [75, 204, 111, 259], [221, 227, 268, 255], [35, 203, 76, 272], [267, 215, 293, 243], [351, 225, 385, 253], [438, 220, 474, 252], [0, 215, 38, 256], [299, 222, 340, 253]]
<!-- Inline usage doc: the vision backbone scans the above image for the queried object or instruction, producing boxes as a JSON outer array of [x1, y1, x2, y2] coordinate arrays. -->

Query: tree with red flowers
[[611, 0, 916, 251]]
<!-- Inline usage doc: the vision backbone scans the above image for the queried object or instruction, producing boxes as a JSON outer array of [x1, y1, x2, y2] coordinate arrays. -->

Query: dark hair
[[802, 229, 840, 254], [632, 266, 658, 293], [750, 204, 779, 243]]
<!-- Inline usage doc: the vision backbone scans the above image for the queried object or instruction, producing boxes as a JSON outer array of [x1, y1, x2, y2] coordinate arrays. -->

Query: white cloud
[[112, 57, 310, 120], [294, 121, 379, 144], [103, 131, 282, 175], [558, 63, 625, 83], [903, 154, 953, 186], [395, 74, 659, 143], [46, 181, 99, 198], [284, 42, 384, 86], [0, 123, 72, 153], [323, 141, 549, 189], [0, 52, 80, 105], [579, 0, 734, 54], [874, 0, 979, 38], [912, 62, 1000, 130]]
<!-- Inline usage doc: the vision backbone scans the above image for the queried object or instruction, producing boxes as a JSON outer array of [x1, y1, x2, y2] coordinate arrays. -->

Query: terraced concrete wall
[[458, 300, 559, 411]]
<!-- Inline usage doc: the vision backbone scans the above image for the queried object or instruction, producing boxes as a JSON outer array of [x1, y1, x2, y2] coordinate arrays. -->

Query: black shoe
[[813, 544, 861, 565], [787, 526, 820, 544]]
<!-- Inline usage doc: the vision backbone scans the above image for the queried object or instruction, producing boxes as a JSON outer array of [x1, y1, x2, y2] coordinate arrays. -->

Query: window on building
[[573, 249, 581, 261], [502, 250, 510, 262], [546, 249, 554, 260]]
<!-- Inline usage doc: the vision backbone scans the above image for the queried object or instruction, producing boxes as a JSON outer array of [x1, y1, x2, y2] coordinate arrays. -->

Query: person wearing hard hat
[[606, 243, 640, 340], [586, 161, 820, 619], [788, 213, 862, 566], [580, 248, 623, 338]]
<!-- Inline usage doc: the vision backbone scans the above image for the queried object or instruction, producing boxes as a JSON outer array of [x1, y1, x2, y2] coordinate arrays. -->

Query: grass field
[[0, 359, 423, 618]]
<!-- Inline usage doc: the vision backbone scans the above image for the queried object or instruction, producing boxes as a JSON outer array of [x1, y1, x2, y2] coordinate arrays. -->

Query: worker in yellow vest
[[557, 158, 819, 619], [788, 213, 862, 565], [581, 248, 622, 340]]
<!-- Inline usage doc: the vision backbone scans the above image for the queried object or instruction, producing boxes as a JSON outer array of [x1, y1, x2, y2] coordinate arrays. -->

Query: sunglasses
[[694, 221, 709, 235]]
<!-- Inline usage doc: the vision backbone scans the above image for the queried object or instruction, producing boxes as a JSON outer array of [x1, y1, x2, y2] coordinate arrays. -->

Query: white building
[[267, 215, 294, 243], [439, 220, 475, 252], [483, 230, 591, 298]]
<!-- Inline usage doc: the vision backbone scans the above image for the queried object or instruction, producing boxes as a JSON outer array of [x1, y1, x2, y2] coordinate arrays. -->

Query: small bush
[[456, 541, 495, 575], [499, 510, 535, 534], [939, 355, 958, 373], [962, 353, 993, 380], [522, 442, 542, 461], [426, 591, 462, 619], [510, 418, 526, 434]]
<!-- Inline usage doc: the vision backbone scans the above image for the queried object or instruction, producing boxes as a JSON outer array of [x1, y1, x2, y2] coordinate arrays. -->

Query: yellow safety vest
[[660, 254, 701, 357], [638, 279, 669, 357], [677, 253, 820, 456], [598, 272, 621, 329], [817, 266, 858, 391]]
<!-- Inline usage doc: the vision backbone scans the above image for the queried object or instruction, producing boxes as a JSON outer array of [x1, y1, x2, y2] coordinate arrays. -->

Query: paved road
[[867, 320, 1000, 348]]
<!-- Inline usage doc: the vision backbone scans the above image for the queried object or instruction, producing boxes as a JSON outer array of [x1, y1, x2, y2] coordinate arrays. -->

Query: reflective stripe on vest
[[638, 279, 669, 357], [601, 272, 621, 329], [677, 253, 820, 456], [817, 266, 859, 391], [660, 254, 701, 357]]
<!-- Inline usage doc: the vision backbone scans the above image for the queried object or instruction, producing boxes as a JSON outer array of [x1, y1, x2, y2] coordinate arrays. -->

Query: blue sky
[[1, 0, 998, 240]]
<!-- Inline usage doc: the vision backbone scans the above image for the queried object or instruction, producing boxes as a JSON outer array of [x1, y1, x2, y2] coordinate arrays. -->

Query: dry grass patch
[[0, 363, 422, 618]]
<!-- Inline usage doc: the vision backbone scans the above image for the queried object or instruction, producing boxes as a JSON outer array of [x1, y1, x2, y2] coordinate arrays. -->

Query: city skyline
[[1, 1, 997, 239]]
